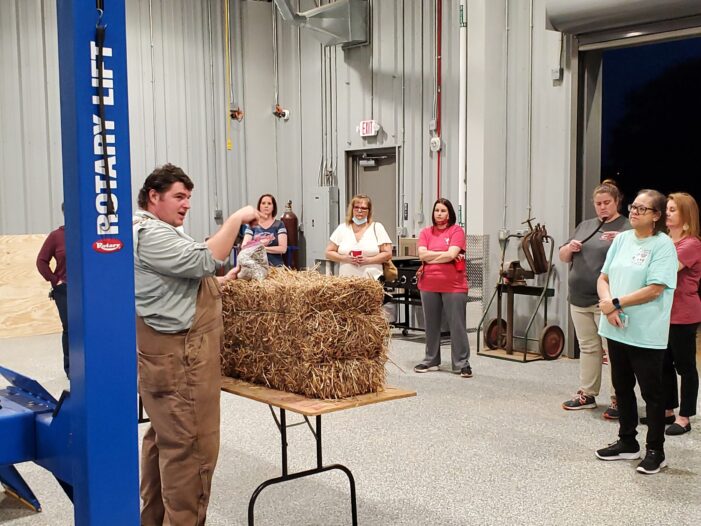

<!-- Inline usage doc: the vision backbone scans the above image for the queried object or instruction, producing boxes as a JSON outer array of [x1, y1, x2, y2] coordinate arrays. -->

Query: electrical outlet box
[[214, 209, 223, 221], [306, 187, 339, 263], [551, 67, 563, 81], [498, 228, 510, 241]]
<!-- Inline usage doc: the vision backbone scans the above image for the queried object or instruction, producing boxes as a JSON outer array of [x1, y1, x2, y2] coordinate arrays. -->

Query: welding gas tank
[[281, 200, 299, 269]]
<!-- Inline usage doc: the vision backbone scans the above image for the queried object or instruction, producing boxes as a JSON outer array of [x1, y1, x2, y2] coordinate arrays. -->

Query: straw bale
[[220, 267, 390, 398], [222, 266, 384, 315]]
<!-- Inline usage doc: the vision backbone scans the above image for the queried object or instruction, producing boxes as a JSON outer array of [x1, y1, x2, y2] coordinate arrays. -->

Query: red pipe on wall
[[436, 0, 442, 200]]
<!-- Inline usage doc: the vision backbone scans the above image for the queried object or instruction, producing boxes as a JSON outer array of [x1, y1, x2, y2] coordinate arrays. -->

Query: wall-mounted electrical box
[[305, 186, 340, 265]]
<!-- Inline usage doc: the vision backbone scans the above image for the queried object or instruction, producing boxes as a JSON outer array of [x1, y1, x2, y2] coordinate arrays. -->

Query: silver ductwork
[[273, 0, 368, 47], [546, 0, 701, 35]]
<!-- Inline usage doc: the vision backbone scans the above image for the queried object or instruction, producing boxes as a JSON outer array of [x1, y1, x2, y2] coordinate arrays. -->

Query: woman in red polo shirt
[[413, 198, 472, 378], [661, 192, 701, 436]]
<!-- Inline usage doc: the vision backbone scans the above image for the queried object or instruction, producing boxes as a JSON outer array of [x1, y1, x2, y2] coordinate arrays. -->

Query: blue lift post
[[57, 0, 139, 524]]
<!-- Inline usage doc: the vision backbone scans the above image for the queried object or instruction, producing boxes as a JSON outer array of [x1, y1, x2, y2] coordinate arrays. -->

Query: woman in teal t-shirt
[[594, 189, 677, 475]]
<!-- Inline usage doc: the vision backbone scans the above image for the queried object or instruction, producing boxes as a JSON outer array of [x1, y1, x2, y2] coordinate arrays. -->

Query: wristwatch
[[612, 297, 622, 311]]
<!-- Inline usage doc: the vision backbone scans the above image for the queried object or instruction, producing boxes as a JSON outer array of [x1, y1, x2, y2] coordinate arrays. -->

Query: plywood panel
[[0, 235, 61, 339]]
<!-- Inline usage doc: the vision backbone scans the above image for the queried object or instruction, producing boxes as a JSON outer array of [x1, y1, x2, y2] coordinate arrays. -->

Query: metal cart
[[476, 224, 565, 362]]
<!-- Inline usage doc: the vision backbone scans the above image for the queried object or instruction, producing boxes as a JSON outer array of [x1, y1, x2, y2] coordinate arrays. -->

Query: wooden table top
[[221, 377, 416, 417]]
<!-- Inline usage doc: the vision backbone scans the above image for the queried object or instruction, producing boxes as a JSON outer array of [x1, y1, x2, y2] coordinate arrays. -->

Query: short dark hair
[[431, 198, 457, 227], [257, 194, 278, 217], [637, 189, 667, 235], [138, 164, 193, 209]]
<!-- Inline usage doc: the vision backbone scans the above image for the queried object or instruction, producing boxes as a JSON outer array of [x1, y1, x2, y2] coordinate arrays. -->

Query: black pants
[[608, 339, 665, 451], [662, 323, 699, 417], [52, 283, 69, 376]]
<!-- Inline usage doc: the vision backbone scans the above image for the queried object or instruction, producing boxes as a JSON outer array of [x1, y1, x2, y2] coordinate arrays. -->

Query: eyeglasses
[[353, 206, 369, 212], [628, 204, 655, 215]]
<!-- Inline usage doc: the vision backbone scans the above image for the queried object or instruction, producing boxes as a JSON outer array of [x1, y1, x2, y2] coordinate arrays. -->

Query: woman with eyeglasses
[[325, 194, 392, 278], [658, 193, 701, 436], [413, 198, 472, 378], [559, 180, 630, 418], [594, 189, 678, 475]]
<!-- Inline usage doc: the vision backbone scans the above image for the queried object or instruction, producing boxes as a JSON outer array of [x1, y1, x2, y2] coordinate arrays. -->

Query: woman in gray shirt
[[559, 180, 630, 418]]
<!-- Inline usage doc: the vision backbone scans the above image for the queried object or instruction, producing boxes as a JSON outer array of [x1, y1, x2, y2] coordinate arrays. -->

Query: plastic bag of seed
[[237, 241, 269, 281]]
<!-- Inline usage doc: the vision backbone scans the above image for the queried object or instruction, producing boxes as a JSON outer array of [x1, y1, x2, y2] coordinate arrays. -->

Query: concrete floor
[[1, 332, 700, 526]]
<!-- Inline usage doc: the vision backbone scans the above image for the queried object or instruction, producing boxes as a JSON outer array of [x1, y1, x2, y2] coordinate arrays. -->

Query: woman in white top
[[325, 194, 393, 279]]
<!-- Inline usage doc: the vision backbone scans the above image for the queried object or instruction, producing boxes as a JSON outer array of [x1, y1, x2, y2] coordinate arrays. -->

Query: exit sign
[[358, 119, 380, 137]]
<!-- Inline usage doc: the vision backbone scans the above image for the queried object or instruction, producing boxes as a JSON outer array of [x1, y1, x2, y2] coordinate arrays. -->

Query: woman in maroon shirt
[[413, 198, 472, 378], [36, 211, 68, 378], [661, 192, 701, 435]]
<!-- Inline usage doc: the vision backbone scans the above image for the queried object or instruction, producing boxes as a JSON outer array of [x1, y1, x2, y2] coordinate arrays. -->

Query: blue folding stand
[[0, 1, 140, 524]]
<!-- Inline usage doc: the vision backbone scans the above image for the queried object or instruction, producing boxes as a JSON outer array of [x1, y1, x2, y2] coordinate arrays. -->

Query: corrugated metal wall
[[0, 0, 576, 332], [0, 0, 235, 239], [0, 0, 62, 233]]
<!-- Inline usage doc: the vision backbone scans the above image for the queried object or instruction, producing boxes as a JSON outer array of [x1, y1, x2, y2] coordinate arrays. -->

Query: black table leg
[[247, 408, 358, 526]]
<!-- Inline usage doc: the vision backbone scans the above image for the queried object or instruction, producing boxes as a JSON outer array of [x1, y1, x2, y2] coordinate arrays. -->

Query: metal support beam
[[56, 1, 139, 524]]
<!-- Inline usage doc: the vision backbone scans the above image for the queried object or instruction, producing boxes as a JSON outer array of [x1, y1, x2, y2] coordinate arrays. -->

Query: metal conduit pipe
[[526, 0, 534, 218], [458, 0, 467, 227], [297, 0, 304, 213], [435, 0, 442, 200], [502, 0, 509, 229], [333, 47, 338, 180], [148, 0, 158, 161], [233, 0, 249, 202], [318, 43, 325, 186], [400, 0, 406, 235], [272, 3, 280, 188], [206, 0, 220, 211]]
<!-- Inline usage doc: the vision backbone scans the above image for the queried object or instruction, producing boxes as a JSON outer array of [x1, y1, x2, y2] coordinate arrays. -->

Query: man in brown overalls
[[133, 164, 259, 525]]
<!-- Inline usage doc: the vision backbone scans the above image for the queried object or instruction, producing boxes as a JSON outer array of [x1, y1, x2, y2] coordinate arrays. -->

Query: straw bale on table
[[220, 267, 390, 399]]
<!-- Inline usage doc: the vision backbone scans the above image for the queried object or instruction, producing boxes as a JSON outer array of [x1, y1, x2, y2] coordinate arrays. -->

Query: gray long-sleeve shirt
[[133, 211, 224, 333], [564, 215, 630, 307]]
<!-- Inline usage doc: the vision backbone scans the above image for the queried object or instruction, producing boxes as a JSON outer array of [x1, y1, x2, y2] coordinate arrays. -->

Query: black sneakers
[[602, 399, 620, 420], [562, 390, 597, 410], [413, 364, 438, 373], [636, 449, 667, 474], [460, 365, 473, 378], [595, 440, 641, 461], [665, 422, 691, 436]]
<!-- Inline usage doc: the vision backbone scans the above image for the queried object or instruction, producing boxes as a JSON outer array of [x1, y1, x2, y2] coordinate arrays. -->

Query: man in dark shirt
[[36, 204, 68, 377]]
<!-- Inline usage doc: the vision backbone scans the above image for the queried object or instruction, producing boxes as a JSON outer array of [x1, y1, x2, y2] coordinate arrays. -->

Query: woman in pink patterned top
[[413, 198, 472, 378], [660, 192, 701, 436]]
